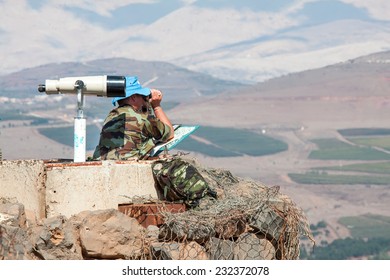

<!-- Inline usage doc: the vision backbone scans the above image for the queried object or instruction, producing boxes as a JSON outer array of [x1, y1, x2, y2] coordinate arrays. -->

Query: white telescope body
[[38, 75, 126, 97]]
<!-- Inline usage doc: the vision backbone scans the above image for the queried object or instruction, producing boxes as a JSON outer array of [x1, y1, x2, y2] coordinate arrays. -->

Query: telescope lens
[[106, 76, 126, 97], [38, 84, 46, 92]]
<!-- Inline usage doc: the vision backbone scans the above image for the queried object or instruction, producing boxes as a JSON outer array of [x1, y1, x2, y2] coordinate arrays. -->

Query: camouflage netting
[[131, 157, 314, 260]]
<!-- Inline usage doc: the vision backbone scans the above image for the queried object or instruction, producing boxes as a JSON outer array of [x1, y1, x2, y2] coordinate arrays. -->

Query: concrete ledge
[[0, 160, 159, 219], [0, 160, 46, 219]]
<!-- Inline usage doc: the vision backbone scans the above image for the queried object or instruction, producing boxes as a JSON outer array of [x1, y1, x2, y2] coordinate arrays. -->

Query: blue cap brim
[[112, 76, 150, 106]]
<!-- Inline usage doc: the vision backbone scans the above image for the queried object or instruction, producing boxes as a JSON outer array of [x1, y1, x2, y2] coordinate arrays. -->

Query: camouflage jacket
[[92, 104, 172, 160]]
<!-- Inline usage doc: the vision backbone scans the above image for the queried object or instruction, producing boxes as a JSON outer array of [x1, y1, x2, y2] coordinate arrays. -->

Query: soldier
[[92, 76, 174, 160]]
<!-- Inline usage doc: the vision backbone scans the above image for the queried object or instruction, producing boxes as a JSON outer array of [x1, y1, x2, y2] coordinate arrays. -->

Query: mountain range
[[1, 0, 390, 84], [0, 58, 245, 102], [168, 49, 390, 138]]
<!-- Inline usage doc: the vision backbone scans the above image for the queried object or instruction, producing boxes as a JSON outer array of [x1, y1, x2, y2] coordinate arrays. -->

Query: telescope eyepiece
[[74, 80, 85, 89], [38, 84, 46, 92]]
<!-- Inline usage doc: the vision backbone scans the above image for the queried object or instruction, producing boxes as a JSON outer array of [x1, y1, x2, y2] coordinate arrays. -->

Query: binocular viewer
[[38, 75, 126, 97], [37, 75, 132, 162]]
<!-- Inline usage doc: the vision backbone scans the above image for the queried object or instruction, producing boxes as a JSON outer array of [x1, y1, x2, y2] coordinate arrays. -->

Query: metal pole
[[74, 80, 86, 162]]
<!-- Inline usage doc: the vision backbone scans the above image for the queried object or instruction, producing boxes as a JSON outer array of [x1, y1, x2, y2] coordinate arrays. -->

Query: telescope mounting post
[[74, 80, 86, 162]]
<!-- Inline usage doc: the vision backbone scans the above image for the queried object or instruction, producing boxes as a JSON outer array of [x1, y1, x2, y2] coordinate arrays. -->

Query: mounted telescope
[[38, 75, 126, 97], [38, 75, 127, 163]]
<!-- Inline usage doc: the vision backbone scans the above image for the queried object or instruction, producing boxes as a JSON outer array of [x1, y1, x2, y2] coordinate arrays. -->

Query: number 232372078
[[215, 266, 270, 276]]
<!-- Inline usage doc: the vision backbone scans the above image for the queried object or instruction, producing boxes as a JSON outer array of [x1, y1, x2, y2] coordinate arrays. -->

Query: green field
[[315, 161, 390, 175], [347, 137, 390, 151], [339, 214, 390, 239], [338, 128, 390, 137], [288, 172, 390, 185], [175, 126, 288, 157], [174, 136, 242, 157], [298, 134, 390, 184], [38, 125, 101, 150], [291, 138, 390, 184], [308, 138, 390, 160]]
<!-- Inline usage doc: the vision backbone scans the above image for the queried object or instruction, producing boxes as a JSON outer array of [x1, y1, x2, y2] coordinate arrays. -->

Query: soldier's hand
[[150, 89, 163, 108]]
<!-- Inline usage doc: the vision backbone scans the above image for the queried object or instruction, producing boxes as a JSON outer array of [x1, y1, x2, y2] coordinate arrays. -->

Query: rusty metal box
[[118, 203, 186, 228]]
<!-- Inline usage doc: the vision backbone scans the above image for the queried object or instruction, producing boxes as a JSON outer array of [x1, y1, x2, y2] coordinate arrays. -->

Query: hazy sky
[[1, 0, 390, 78]]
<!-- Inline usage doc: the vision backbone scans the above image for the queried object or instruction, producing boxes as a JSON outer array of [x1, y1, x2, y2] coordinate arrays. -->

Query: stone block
[[44, 160, 159, 218], [0, 160, 45, 219]]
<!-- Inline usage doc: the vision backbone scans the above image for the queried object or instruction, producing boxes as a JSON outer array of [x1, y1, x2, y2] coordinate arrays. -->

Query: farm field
[[175, 126, 288, 157], [288, 130, 390, 185], [339, 214, 390, 239]]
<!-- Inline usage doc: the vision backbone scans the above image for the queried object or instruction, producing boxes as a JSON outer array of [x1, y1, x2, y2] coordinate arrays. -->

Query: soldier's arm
[[150, 89, 174, 141]]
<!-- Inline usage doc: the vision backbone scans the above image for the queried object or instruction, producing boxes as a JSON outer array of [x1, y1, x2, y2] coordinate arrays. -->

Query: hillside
[[2, 1, 390, 84], [0, 58, 245, 101]]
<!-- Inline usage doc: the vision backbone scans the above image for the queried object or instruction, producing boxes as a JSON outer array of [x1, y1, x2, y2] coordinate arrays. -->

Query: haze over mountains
[[1, 0, 390, 83]]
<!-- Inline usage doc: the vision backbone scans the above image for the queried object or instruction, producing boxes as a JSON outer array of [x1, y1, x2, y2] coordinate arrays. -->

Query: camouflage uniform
[[93, 104, 172, 160]]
